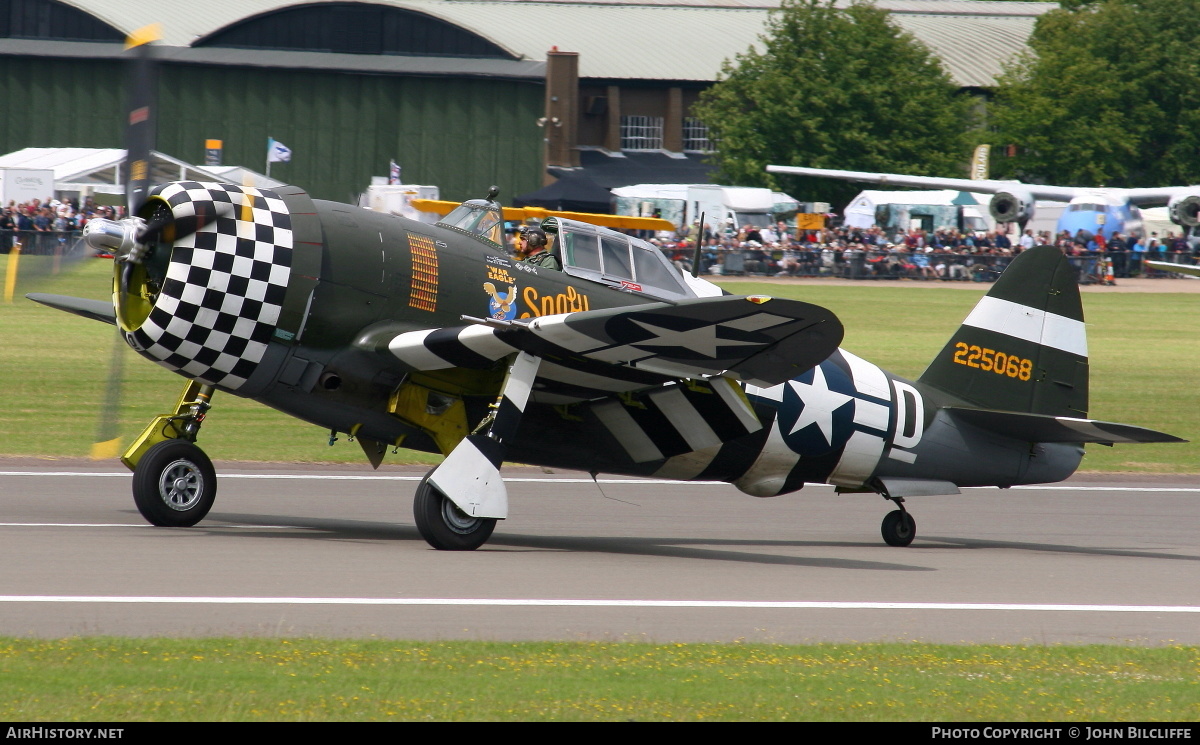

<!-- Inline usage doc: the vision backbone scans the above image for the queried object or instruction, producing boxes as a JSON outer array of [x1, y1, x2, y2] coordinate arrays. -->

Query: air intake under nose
[[125, 181, 295, 391]]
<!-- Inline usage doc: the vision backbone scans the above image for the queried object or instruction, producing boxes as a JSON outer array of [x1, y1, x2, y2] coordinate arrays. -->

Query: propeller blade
[[91, 327, 127, 460], [90, 23, 161, 460], [124, 24, 160, 216], [3, 232, 101, 300]]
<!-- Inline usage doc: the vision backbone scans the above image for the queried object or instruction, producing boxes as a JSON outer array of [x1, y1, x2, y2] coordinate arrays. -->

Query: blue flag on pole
[[267, 138, 292, 163]]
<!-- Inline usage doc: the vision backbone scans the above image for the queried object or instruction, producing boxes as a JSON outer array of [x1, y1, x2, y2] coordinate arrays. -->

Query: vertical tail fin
[[918, 246, 1088, 417]]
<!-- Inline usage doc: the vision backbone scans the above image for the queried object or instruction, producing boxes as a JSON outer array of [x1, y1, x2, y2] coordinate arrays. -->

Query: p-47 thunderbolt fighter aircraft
[[27, 27, 1180, 550], [30, 181, 1181, 549]]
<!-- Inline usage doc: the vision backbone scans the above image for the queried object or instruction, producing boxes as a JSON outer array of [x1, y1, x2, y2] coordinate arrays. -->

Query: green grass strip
[[1, 638, 1197, 721]]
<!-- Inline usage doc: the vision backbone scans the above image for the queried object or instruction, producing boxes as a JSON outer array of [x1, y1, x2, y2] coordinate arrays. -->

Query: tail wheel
[[132, 439, 216, 527], [413, 469, 496, 551], [881, 509, 916, 547]]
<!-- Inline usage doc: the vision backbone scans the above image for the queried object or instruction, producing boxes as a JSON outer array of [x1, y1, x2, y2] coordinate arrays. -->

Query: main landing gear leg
[[879, 493, 917, 547], [414, 351, 540, 550], [123, 381, 218, 527]]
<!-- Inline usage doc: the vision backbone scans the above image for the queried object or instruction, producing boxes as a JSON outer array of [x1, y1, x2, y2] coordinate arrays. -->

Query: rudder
[[918, 246, 1088, 417]]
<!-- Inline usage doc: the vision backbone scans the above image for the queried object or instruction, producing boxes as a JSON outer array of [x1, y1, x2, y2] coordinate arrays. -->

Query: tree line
[[692, 0, 1199, 207]]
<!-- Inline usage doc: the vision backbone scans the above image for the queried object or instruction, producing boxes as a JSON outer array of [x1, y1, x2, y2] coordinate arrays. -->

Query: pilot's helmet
[[519, 225, 547, 247]]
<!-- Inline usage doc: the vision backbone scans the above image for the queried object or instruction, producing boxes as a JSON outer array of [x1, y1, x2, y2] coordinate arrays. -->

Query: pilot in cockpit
[[515, 225, 561, 271]]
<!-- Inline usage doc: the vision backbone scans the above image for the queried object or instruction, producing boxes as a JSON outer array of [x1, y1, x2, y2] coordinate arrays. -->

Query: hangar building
[[0, 0, 1054, 203]]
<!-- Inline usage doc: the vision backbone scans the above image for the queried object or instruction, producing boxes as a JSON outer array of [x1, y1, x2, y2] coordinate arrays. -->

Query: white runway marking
[[0, 471, 721, 485], [2, 471, 1199, 492], [0, 596, 1195, 612], [0, 523, 295, 529]]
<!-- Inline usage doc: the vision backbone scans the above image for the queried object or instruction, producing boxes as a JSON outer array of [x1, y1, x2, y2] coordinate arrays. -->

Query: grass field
[[1, 638, 1196, 721], [3, 256, 1197, 471]]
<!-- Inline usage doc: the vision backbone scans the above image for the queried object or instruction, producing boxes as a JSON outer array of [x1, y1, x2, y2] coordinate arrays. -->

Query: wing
[[767, 165, 1200, 209], [409, 198, 677, 232], [1120, 187, 1200, 207], [394, 295, 842, 519], [387, 294, 843, 403], [1145, 260, 1200, 278], [27, 293, 117, 325], [766, 164, 1083, 202]]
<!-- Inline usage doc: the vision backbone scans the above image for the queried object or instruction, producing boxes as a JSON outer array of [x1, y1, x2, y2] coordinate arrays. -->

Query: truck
[[359, 181, 441, 223], [612, 183, 800, 234], [842, 189, 994, 235], [688, 184, 804, 235], [0, 168, 54, 207]]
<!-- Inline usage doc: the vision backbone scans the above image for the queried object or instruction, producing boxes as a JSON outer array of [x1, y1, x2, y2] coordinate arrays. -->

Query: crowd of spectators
[[1, 197, 119, 254], [646, 218, 1200, 284], [1044, 227, 1194, 280], [7, 194, 1200, 286]]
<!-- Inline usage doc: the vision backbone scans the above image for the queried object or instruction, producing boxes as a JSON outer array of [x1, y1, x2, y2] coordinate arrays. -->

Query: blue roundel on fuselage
[[776, 360, 861, 457]]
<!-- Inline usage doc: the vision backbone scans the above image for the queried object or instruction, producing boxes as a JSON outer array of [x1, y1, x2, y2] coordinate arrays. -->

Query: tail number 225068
[[952, 342, 1032, 381]]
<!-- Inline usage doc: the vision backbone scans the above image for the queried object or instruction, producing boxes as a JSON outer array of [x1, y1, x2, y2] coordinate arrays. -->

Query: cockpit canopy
[[438, 197, 504, 248], [545, 217, 695, 299]]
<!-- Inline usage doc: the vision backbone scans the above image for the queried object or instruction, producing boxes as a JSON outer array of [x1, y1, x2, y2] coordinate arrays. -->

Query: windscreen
[[438, 202, 504, 245]]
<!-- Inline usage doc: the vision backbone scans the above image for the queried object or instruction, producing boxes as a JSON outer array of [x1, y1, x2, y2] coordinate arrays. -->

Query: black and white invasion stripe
[[586, 376, 762, 464]]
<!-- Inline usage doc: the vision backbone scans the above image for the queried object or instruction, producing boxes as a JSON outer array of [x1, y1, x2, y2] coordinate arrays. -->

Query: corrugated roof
[[49, 0, 1053, 85], [0, 147, 245, 190], [0, 147, 128, 181], [890, 14, 1036, 88], [0, 37, 545, 80], [433, 3, 774, 80], [493, 0, 1055, 14], [551, 150, 714, 188]]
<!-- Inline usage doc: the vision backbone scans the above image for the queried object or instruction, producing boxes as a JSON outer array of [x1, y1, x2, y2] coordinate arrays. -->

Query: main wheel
[[881, 509, 916, 547], [132, 439, 217, 527], [413, 470, 496, 551]]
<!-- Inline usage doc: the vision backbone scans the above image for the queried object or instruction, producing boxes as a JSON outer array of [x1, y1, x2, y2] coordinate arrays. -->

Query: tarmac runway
[[1, 461, 1196, 645]]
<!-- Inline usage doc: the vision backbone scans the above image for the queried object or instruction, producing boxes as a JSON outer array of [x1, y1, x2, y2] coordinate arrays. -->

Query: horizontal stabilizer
[[946, 407, 1186, 444], [26, 293, 116, 326]]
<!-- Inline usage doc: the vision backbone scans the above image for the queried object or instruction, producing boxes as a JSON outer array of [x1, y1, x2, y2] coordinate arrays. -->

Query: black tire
[[881, 509, 916, 547], [413, 470, 496, 551], [132, 439, 217, 527]]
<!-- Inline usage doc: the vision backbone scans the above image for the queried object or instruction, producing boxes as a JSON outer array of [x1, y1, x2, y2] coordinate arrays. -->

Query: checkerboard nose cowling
[[123, 182, 294, 391]]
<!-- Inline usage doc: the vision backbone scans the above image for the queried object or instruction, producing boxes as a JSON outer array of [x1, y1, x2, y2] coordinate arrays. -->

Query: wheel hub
[[441, 499, 482, 534], [158, 459, 204, 511]]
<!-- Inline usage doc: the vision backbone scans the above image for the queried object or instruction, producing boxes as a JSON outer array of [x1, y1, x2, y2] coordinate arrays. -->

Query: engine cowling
[[1168, 192, 1200, 227], [84, 182, 303, 395], [988, 189, 1036, 225]]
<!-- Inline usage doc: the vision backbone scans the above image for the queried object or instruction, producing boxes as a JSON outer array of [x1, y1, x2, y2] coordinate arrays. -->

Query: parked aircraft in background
[[766, 164, 1200, 240], [1145, 260, 1200, 277]]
